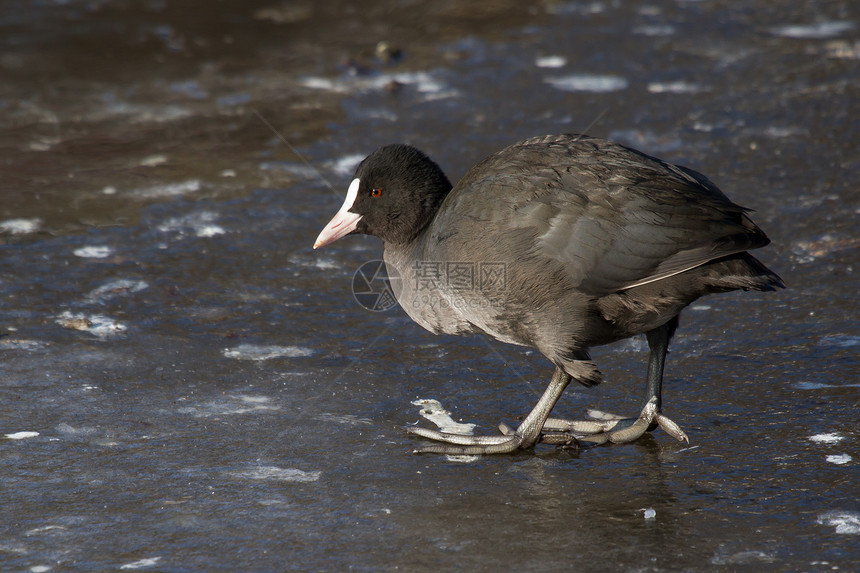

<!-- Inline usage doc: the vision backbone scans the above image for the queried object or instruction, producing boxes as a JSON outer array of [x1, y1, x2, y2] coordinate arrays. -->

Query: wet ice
[[1, 0, 858, 571], [411, 398, 476, 435], [156, 210, 224, 237], [119, 557, 162, 570], [0, 218, 42, 234], [770, 21, 855, 39], [817, 511, 860, 535], [4, 431, 40, 440], [55, 311, 126, 338], [177, 394, 281, 417], [73, 246, 114, 259], [222, 344, 314, 361], [809, 433, 845, 445], [227, 466, 321, 482], [544, 74, 629, 93], [85, 279, 149, 303]]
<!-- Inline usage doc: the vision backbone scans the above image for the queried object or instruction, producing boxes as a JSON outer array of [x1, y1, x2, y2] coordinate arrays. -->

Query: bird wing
[[439, 135, 770, 296]]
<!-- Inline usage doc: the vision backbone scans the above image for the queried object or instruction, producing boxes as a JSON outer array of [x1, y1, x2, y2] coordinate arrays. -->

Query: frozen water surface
[[1, 0, 858, 571], [544, 73, 630, 93]]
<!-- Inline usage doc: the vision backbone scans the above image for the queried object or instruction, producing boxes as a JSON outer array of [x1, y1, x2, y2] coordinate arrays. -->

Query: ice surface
[[711, 549, 776, 565], [131, 179, 201, 199], [157, 211, 224, 237], [818, 335, 860, 348], [770, 21, 855, 39], [544, 74, 629, 93], [315, 413, 373, 426], [633, 25, 676, 36], [817, 511, 860, 534], [411, 399, 479, 462], [222, 344, 314, 361], [796, 381, 860, 390], [138, 154, 168, 167], [809, 433, 844, 444], [119, 557, 162, 569], [411, 399, 476, 435], [223, 344, 313, 360], [86, 279, 149, 303], [328, 153, 365, 177], [301, 71, 459, 101], [228, 466, 322, 482], [4, 431, 40, 440], [647, 81, 708, 94], [55, 311, 126, 338], [73, 246, 114, 258], [0, 338, 47, 351], [0, 217, 42, 234], [177, 394, 281, 417], [535, 55, 567, 68], [2, 1, 858, 570]]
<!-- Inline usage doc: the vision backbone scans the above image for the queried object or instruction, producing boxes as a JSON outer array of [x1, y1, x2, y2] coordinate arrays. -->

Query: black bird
[[314, 134, 784, 454]]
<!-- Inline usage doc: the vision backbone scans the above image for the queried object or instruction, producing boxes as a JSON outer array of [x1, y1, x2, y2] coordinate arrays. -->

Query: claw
[[538, 397, 690, 446], [605, 397, 658, 443], [655, 413, 689, 443]]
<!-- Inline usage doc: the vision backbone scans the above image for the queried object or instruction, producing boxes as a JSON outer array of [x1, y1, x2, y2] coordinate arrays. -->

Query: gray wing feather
[[437, 135, 769, 296]]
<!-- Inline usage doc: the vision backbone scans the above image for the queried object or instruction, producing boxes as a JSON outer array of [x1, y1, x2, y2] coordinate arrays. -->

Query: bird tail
[[704, 253, 785, 292]]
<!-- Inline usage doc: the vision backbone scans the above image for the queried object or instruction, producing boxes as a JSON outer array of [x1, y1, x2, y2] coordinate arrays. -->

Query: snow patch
[[131, 179, 201, 199], [229, 466, 321, 482], [535, 55, 567, 68], [223, 344, 314, 361], [809, 433, 844, 445], [642, 508, 657, 519], [771, 21, 855, 39], [412, 399, 476, 435], [74, 246, 114, 259], [411, 398, 478, 463], [817, 511, 860, 534], [86, 279, 149, 302], [545, 74, 629, 93], [120, 557, 161, 570], [647, 81, 708, 94], [301, 71, 459, 101], [328, 153, 366, 177], [158, 211, 224, 237], [56, 311, 126, 338], [5, 431, 40, 440], [0, 218, 42, 234]]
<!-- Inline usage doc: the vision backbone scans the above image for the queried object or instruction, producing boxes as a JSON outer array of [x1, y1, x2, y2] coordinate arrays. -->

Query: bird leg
[[407, 318, 689, 454], [406, 367, 573, 454], [538, 317, 689, 445]]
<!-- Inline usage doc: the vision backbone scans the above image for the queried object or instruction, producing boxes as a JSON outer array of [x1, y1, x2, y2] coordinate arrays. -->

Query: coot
[[314, 134, 783, 454]]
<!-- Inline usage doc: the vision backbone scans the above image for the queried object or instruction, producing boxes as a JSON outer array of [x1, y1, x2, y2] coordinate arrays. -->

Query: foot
[[407, 366, 575, 455], [406, 425, 527, 455], [406, 397, 687, 454], [540, 397, 689, 445]]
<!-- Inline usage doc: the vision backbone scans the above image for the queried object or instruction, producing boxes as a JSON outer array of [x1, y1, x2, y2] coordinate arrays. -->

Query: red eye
[[371, 188, 383, 198]]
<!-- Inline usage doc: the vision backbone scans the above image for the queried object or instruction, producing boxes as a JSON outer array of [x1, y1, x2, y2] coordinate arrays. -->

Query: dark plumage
[[315, 134, 784, 454]]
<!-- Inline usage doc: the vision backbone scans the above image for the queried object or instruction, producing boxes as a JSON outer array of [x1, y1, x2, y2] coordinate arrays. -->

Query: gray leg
[[407, 367, 572, 454], [540, 317, 688, 445], [645, 314, 678, 411]]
